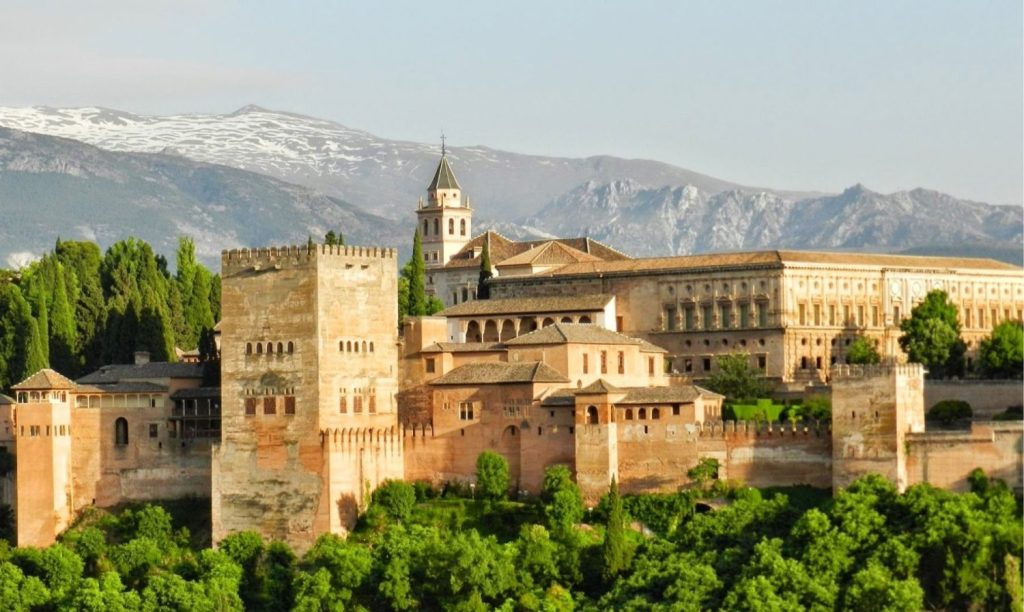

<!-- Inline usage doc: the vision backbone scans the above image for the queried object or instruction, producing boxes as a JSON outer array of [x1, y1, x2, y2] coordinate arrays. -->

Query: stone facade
[[213, 244, 402, 553], [489, 252, 1024, 385]]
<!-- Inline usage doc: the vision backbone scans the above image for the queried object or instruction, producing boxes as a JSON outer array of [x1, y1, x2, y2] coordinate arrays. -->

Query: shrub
[[475, 451, 510, 500], [927, 400, 972, 423], [371, 480, 416, 523], [992, 405, 1023, 421]]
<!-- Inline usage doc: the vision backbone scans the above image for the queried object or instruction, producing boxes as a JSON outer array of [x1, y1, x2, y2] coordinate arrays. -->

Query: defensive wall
[[905, 421, 1024, 492], [923, 379, 1023, 419]]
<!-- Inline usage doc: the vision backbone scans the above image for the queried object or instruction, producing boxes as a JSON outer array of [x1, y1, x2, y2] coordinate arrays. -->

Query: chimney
[[134, 351, 151, 365]]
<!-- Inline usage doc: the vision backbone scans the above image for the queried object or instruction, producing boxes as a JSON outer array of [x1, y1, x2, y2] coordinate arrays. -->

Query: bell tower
[[416, 137, 473, 269]]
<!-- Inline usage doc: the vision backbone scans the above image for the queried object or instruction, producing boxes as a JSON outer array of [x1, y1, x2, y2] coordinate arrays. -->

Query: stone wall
[[905, 422, 1024, 492], [924, 380, 1023, 419], [15, 400, 72, 547]]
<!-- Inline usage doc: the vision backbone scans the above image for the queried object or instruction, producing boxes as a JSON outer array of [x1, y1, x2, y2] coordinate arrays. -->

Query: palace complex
[[1, 152, 1021, 551]]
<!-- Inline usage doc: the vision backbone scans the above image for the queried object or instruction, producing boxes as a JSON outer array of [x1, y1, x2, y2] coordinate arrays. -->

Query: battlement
[[222, 244, 397, 268], [701, 418, 831, 438], [320, 426, 403, 454], [831, 363, 925, 381]]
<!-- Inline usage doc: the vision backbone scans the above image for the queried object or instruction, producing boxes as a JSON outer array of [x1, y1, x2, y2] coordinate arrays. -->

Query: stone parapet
[[830, 363, 925, 380], [222, 244, 397, 272]]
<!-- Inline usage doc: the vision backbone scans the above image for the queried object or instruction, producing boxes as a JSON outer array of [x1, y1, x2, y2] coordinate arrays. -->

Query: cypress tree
[[47, 259, 78, 375], [28, 283, 50, 364], [0, 284, 46, 389], [408, 230, 428, 316], [602, 476, 629, 581], [188, 267, 215, 335], [337, 231, 344, 246], [324, 231, 337, 246], [209, 274, 222, 322], [56, 240, 106, 373], [477, 238, 493, 300], [175, 237, 198, 306]]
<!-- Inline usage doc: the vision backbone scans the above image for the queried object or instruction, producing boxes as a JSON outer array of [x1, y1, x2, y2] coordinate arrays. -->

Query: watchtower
[[213, 244, 402, 553], [416, 144, 472, 269]]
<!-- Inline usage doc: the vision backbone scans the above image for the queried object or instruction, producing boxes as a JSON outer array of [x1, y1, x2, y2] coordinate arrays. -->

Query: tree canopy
[[899, 290, 966, 378], [978, 320, 1023, 378], [847, 336, 882, 365], [705, 352, 770, 400]]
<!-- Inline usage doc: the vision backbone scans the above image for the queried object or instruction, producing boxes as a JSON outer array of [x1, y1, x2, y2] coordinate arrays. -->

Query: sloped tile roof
[[76, 382, 168, 394], [0, 394, 15, 405], [442, 231, 629, 270], [504, 323, 666, 352], [496, 241, 602, 268], [171, 387, 222, 400], [430, 361, 570, 385], [577, 379, 621, 394], [496, 249, 1020, 280], [440, 295, 613, 317], [12, 368, 78, 390], [77, 362, 205, 385]]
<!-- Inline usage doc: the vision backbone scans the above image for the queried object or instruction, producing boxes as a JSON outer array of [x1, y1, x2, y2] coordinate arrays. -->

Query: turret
[[416, 141, 473, 270]]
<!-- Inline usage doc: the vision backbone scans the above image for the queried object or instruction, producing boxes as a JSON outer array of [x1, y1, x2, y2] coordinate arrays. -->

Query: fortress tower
[[830, 363, 925, 492], [213, 244, 402, 553], [416, 144, 472, 269]]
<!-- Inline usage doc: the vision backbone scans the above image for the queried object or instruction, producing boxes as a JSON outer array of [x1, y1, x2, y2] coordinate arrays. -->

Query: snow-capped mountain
[[524, 181, 1023, 259], [0, 127, 408, 268], [0, 105, 809, 222]]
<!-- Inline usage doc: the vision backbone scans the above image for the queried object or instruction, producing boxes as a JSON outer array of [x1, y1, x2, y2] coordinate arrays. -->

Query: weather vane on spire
[[440, 131, 446, 156]]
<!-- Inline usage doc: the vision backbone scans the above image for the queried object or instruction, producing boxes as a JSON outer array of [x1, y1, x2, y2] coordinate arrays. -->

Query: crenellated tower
[[416, 141, 472, 269], [213, 244, 402, 553]]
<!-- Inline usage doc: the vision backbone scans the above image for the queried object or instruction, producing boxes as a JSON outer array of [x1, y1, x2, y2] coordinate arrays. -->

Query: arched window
[[449, 218, 455, 234], [246, 343, 253, 355], [347, 341, 352, 352], [354, 342, 360, 353], [362, 341, 368, 353], [423, 219, 429, 235], [433, 219, 439, 235], [339, 341, 344, 351], [369, 342, 374, 352], [652, 408, 660, 420], [277, 342, 283, 353], [579, 315, 592, 324], [256, 343, 263, 355], [266, 342, 273, 354], [288, 341, 294, 354], [639, 408, 647, 420], [115, 417, 128, 446], [560, 316, 573, 323], [625, 409, 633, 420], [587, 406, 599, 425], [460, 219, 466, 236]]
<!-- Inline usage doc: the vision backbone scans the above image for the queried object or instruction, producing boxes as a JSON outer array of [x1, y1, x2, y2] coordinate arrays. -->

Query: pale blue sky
[[2, 1, 1021, 204]]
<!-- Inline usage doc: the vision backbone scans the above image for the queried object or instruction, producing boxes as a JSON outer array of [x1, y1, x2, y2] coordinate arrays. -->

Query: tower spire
[[441, 131, 446, 157]]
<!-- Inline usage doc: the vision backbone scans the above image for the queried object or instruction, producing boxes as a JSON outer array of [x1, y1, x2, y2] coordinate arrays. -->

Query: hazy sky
[[2, 1, 1021, 204]]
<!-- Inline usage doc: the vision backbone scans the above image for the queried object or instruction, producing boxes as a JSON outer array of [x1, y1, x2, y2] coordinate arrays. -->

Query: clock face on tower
[[889, 281, 901, 296]]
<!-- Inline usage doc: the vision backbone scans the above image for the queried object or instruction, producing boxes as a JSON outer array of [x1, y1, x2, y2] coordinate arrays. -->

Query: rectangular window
[[739, 303, 750, 328], [648, 356, 655, 376], [600, 351, 607, 374], [665, 306, 677, 331], [829, 305, 836, 326], [244, 398, 257, 416], [758, 355, 766, 370], [992, 308, 999, 327], [616, 316, 623, 332], [843, 305, 851, 324], [263, 397, 276, 415], [284, 396, 296, 415], [965, 309, 972, 328], [684, 306, 695, 330], [354, 395, 363, 413], [798, 303, 806, 325], [369, 393, 377, 414], [684, 358, 693, 373], [857, 306, 865, 327], [719, 303, 731, 329], [582, 353, 589, 374], [978, 308, 984, 328], [894, 305, 901, 323], [757, 302, 768, 327], [617, 351, 625, 374], [459, 402, 474, 421], [813, 304, 821, 326], [425, 358, 436, 374], [339, 391, 347, 414], [672, 405, 680, 416], [149, 424, 158, 438], [702, 357, 712, 371], [703, 305, 714, 330], [872, 306, 879, 327]]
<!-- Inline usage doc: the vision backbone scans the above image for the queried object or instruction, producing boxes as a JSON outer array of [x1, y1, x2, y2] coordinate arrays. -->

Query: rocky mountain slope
[[0, 105, 814, 222], [518, 180, 1023, 260], [0, 127, 407, 268]]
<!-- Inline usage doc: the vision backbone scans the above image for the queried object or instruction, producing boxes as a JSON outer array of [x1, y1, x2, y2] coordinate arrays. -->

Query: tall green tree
[[55, 240, 106, 372], [477, 239, 492, 300], [602, 477, 629, 581], [324, 231, 338, 246], [705, 352, 770, 400], [977, 320, 1023, 378], [407, 231, 428, 317], [0, 284, 47, 389], [899, 290, 965, 378]]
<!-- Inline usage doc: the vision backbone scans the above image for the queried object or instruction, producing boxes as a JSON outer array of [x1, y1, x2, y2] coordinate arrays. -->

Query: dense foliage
[[396, 230, 443, 322], [846, 336, 882, 365], [0, 237, 220, 390], [978, 320, 1024, 378], [927, 399, 973, 423], [899, 289, 966, 378], [477, 239, 492, 300], [2, 466, 1019, 611], [705, 352, 770, 401]]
